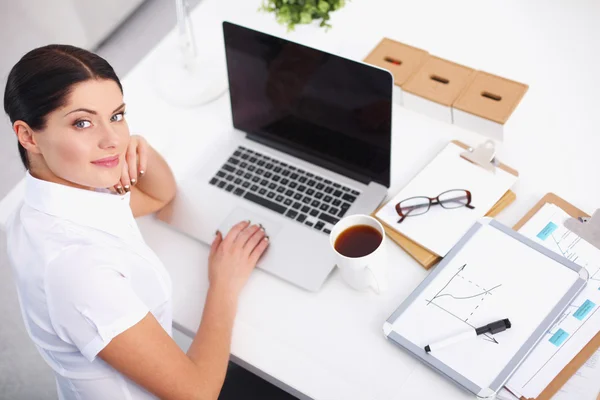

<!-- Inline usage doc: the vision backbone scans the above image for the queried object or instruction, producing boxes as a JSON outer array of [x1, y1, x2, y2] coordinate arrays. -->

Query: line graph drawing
[[426, 263, 503, 344], [432, 285, 502, 301]]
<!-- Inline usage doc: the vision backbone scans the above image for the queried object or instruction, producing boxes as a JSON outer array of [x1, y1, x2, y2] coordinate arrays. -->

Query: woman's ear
[[13, 121, 42, 155]]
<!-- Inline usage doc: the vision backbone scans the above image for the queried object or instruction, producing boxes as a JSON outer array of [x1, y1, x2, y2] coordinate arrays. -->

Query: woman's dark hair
[[3, 44, 123, 170]]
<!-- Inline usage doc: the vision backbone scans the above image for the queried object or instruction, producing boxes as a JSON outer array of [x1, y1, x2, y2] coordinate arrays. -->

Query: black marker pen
[[424, 319, 511, 353]]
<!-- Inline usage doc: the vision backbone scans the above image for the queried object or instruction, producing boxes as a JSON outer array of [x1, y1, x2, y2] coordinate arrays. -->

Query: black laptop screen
[[223, 22, 392, 187]]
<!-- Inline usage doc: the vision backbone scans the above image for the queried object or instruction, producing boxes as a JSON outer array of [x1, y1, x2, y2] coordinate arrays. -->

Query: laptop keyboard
[[208, 146, 361, 234]]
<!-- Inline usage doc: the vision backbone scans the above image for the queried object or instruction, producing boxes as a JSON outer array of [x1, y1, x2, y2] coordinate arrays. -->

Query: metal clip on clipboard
[[460, 140, 498, 173], [564, 209, 600, 251]]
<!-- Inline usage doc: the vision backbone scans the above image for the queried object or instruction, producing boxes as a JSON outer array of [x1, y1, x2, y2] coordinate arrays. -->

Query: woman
[[3, 44, 269, 399]]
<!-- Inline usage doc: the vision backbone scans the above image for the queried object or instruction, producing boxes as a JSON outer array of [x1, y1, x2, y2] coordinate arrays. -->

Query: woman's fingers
[[126, 144, 138, 185], [114, 183, 124, 194], [235, 224, 261, 248], [209, 231, 223, 262], [249, 236, 270, 265], [223, 220, 251, 247], [117, 160, 131, 193], [137, 137, 148, 177], [244, 227, 267, 255], [113, 162, 125, 194]]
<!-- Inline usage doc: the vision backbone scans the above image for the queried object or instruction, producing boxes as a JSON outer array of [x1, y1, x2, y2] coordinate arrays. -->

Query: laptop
[[156, 22, 393, 292]]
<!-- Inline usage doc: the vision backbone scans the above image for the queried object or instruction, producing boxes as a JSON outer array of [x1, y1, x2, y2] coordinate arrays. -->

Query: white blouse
[[6, 172, 173, 400]]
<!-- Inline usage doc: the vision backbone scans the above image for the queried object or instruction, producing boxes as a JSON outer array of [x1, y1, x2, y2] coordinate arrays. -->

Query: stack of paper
[[553, 348, 600, 400], [506, 203, 600, 400]]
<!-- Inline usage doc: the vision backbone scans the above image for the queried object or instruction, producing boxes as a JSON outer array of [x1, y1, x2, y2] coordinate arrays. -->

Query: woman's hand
[[208, 221, 270, 300], [113, 135, 149, 194]]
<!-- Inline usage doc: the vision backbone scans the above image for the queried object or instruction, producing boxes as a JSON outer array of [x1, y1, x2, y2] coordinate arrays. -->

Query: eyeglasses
[[395, 189, 475, 223]]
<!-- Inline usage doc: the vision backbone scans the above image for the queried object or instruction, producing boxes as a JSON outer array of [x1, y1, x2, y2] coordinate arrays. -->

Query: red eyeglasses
[[395, 189, 475, 223]]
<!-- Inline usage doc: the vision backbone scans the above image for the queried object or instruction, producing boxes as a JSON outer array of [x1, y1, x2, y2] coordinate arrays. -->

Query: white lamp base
[[153, 49, 228, 108]]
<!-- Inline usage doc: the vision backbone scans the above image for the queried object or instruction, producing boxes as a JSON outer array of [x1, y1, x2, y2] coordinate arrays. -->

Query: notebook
[[384, 218, 589, 398], [375, 141, 518, 257]]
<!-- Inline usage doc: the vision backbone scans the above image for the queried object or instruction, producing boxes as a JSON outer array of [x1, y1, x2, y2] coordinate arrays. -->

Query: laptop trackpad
[[217, 207, 282, 240]]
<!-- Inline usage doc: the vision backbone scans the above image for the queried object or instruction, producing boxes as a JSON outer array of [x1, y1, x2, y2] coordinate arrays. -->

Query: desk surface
[[3, 0, 600, 399]]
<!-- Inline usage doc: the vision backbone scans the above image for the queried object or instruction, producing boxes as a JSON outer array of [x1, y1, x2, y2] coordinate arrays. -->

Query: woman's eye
[[111, 112, 125, 122], [74, 120, 91, 129]]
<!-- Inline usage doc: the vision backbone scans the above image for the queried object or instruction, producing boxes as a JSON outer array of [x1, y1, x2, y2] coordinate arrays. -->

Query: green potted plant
[[260, 0, 347, 31]]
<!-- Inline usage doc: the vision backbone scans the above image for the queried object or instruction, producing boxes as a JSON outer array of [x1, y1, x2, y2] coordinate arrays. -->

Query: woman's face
[[31, 79, 130, 190]]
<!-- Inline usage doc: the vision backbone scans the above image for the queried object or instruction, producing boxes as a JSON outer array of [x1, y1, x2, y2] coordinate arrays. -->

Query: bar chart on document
[[506, 203, 600, 399]]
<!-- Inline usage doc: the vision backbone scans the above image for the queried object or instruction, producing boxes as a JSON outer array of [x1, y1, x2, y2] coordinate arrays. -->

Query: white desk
[[3, 0, 600, 399]]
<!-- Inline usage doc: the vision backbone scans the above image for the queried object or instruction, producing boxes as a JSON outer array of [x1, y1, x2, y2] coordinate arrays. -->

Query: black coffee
[[334, 225, 383, 258]]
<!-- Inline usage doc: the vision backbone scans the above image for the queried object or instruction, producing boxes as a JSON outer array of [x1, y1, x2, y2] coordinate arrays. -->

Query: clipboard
[[512, 193, 600, 400], [373, 140, 518, 269], [384, 218, 589, 398]]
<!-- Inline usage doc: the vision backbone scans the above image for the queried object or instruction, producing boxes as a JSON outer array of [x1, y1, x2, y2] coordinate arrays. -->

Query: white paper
[[391, 222, 580, 390], [497, 387, 520, 400], [552, 348, 600, 400], [375, 143, 517, 256], [506, 203, 600, 399]]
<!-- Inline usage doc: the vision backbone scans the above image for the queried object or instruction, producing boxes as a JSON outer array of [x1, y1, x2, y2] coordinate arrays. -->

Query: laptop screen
[[223, 22, 392, 187]]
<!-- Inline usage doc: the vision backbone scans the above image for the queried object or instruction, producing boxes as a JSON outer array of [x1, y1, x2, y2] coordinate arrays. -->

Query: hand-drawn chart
[[426, 263, 503, 343]]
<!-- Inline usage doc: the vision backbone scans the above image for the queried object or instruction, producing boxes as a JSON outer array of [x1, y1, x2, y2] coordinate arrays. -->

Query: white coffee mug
[[329, 214, 388, 294]]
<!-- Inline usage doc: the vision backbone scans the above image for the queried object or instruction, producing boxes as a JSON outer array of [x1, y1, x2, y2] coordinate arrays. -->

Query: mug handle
[[366, 264, 388, 294]]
